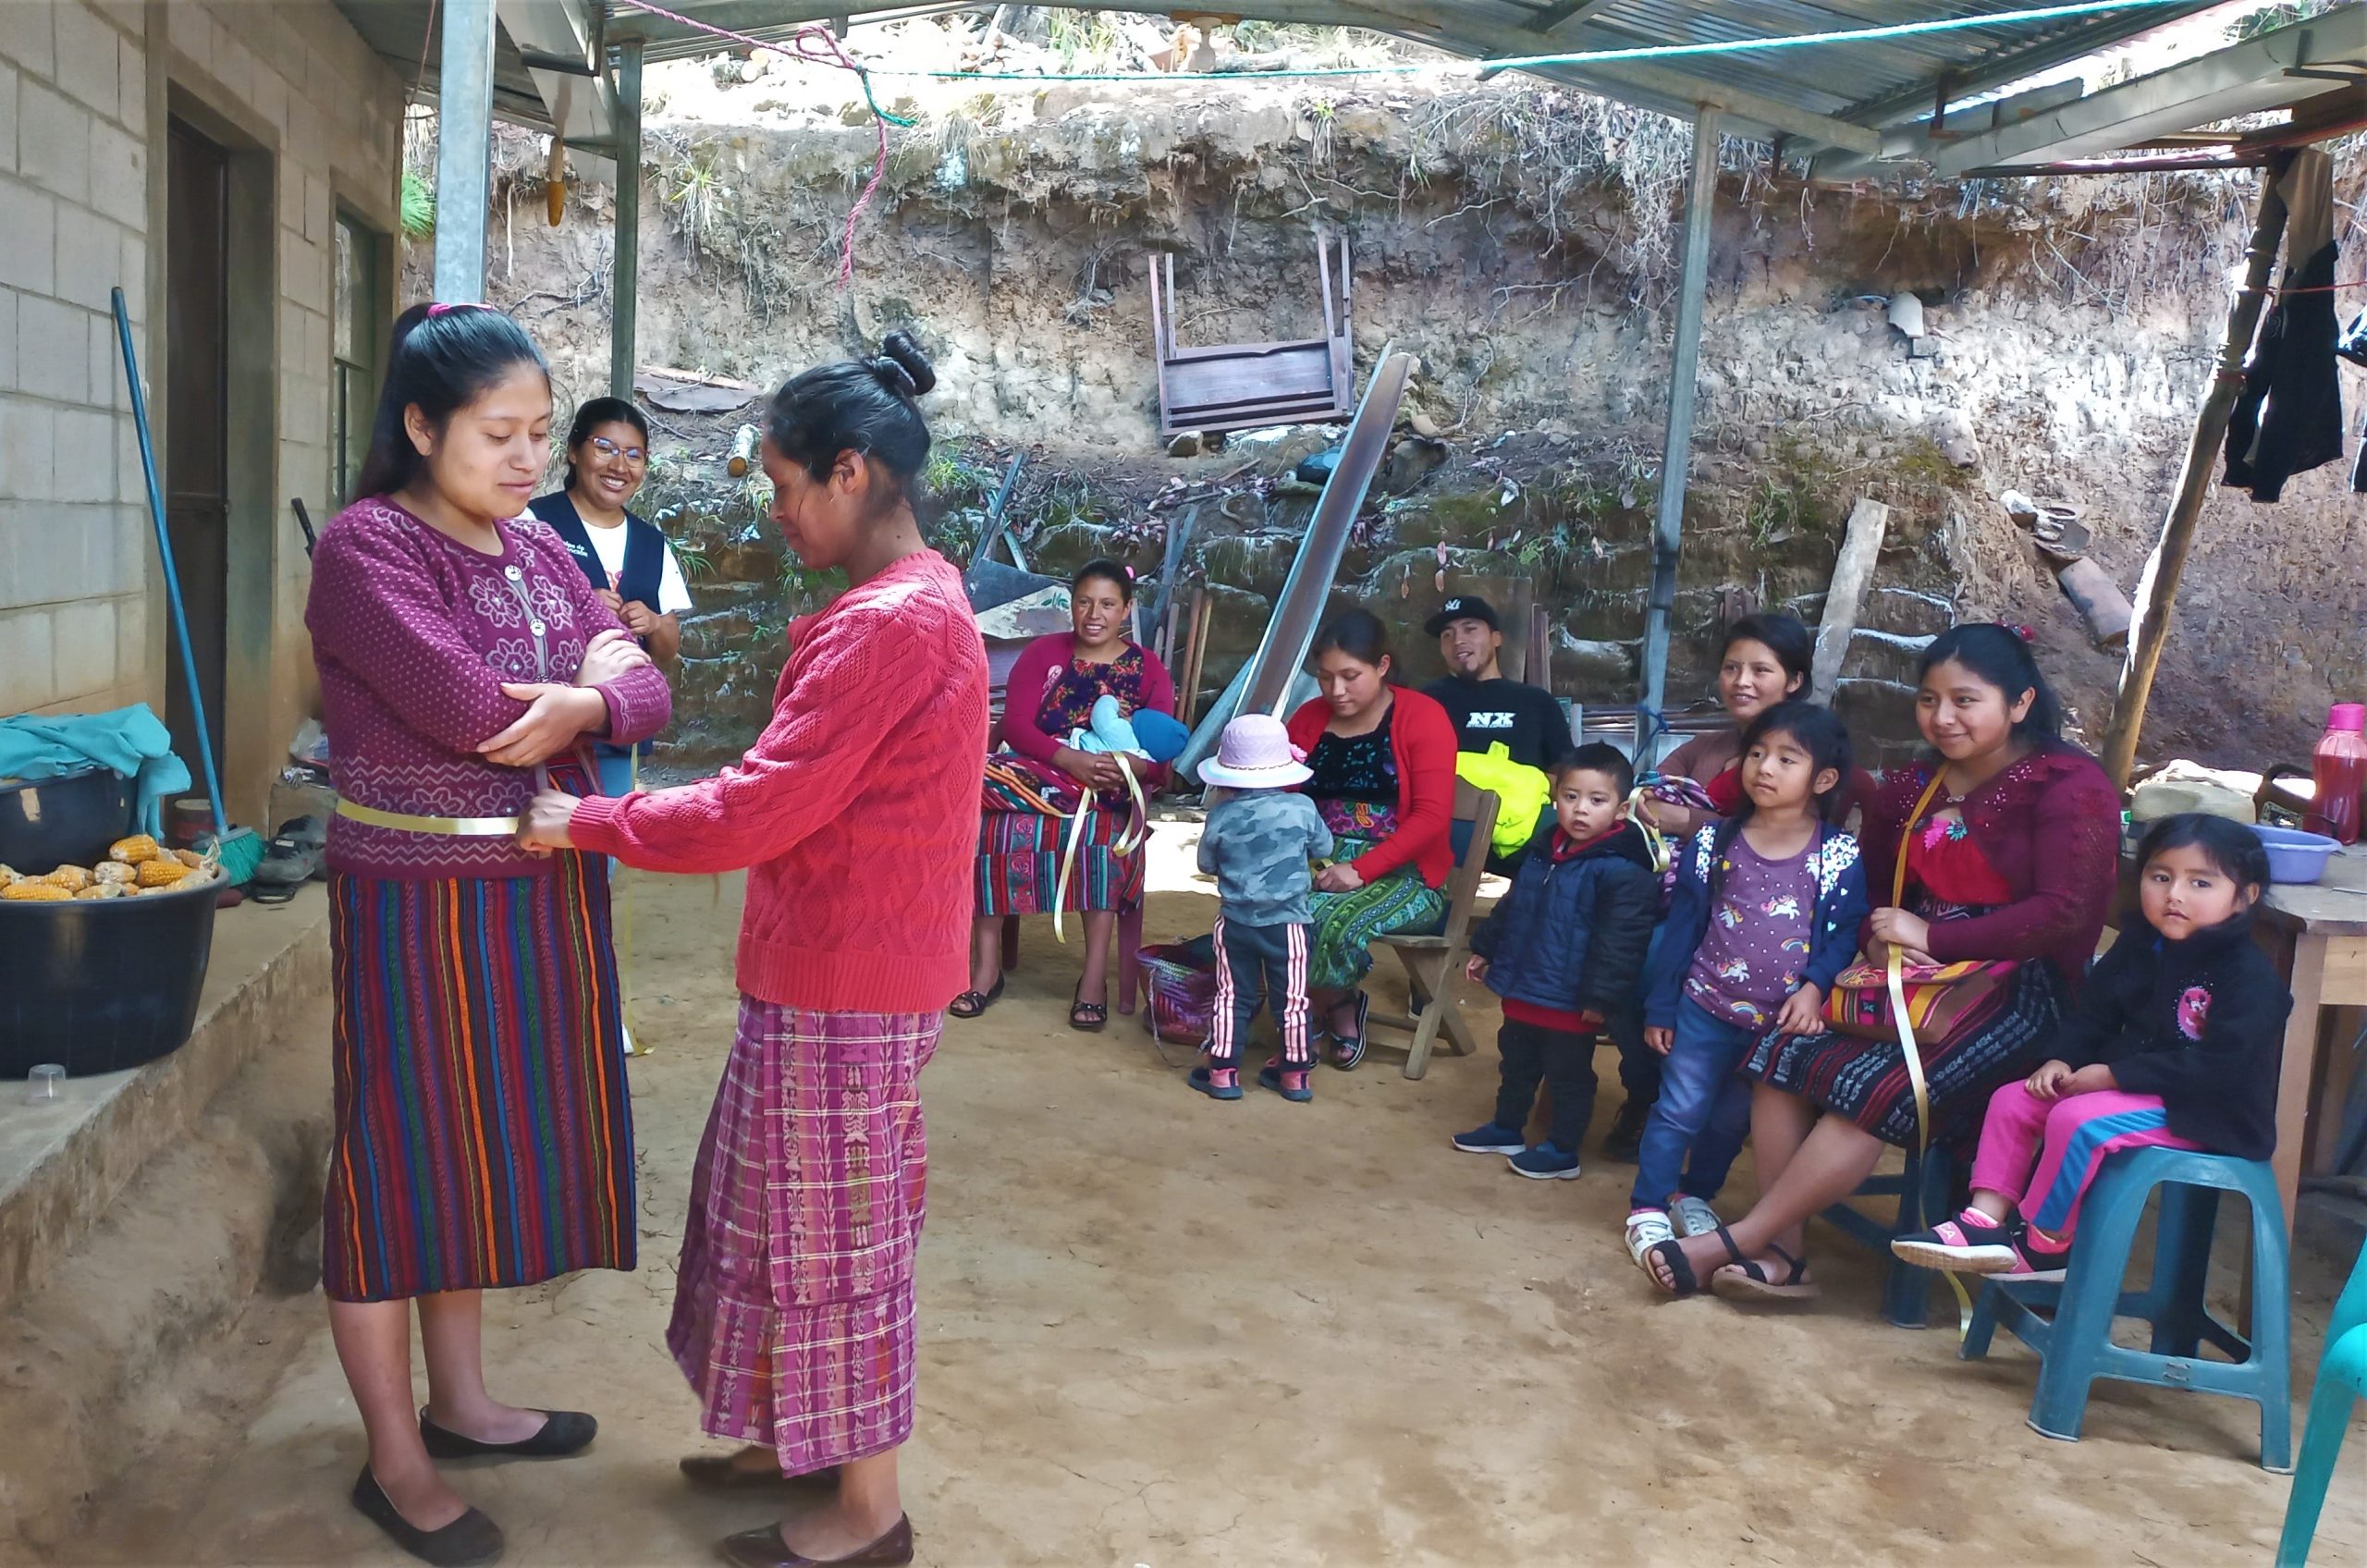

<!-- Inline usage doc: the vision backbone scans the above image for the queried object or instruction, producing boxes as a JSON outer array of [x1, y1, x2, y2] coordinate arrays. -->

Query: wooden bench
[[1367, 779, 1500, 1080], [1147, 234, 1354, 438]]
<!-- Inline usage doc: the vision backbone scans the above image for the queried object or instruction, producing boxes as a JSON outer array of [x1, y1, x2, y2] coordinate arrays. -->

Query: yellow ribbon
[[335, 800, 521, 836], [1052, 758, 1147, 944], [616, 749, 648, 1058], [1890, 769, 1975, 1338]]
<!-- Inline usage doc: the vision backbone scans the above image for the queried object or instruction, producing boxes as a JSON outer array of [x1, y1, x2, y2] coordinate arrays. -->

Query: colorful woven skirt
[[1741, 960, 2067, 1152], [975, 806, 1145, 916], [1306, 836, 1446, 993], [668, 999, 939, 1476], [322, 849, 635, 1304]]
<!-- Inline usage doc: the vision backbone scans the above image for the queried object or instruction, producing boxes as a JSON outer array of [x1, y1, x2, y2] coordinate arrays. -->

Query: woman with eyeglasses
[[529, 398, 693, 800]]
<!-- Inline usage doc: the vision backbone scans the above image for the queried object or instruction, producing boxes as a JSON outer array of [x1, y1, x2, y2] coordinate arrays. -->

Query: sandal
[[1328, 990, 1370, 1071], [1625, 1209, 1675, 1269], [1710, 1242, 1821, 1301], [948, 978, 1004, 1020], [1644, 1222, 1748, 1298], [1069, 986, 1109, 1033]]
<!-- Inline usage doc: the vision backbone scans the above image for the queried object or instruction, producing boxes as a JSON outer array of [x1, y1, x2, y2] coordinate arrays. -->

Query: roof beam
[[1839, 0, 2227, 129], [1519, 0, 1617, 37]]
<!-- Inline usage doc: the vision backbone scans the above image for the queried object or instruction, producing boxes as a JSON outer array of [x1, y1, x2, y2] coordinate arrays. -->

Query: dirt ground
[[50, 831, 2367, 1567]]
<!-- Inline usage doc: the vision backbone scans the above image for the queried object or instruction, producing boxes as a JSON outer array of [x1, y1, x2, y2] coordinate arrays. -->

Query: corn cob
[[91, 861, 137, 885], [137, 859, 196, 888], [42, 865, 93, 891], [172, 848, 206, 869], [2, 881, 73, 900], [75, 882, 127, 899], [108, 834, 163, 864]]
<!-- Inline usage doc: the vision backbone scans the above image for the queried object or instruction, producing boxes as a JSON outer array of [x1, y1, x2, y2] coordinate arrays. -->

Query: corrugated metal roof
[[583, 0, 2239, 157]]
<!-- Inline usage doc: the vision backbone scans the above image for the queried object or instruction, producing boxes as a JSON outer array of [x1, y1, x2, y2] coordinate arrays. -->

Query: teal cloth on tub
[[0, 704, 193, 838]]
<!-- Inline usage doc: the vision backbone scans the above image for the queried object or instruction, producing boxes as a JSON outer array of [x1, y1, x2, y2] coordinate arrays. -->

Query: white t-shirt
[[581, 518, 693, 616]]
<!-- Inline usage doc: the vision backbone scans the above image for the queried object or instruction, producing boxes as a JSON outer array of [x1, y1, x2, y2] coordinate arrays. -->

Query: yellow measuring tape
[[1891, 769, 1975, 1338], [1051, 759, 1147, 944]]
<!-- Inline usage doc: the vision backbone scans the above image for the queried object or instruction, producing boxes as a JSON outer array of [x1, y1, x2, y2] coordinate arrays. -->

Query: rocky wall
[[436, 80, 2365, 773]]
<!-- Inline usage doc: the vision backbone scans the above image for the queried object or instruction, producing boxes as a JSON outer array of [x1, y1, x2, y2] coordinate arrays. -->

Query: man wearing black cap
[[1421, 595, 1569, 772]]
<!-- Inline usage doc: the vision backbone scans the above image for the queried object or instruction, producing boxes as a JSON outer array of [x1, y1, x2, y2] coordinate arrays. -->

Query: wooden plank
[[1811, 496, 1888, 703], [1239, 348, 1413, 718], [2271, 930, 2330, 1229]]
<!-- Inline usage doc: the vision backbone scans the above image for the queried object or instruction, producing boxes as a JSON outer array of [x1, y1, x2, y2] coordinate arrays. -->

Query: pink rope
[[610, 0, 897, 288]]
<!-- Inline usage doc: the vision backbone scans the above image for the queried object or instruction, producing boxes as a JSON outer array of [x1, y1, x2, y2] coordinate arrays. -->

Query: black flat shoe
[[419, 1408, 597, 1460], [351, 1467, 504, 1567]]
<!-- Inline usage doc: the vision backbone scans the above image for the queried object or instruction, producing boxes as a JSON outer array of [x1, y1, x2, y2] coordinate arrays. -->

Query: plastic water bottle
[[2303, 702, 2366, 846]]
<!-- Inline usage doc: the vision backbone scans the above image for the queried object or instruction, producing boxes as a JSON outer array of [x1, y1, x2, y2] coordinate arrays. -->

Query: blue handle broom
[[113, 286, 262, 883]]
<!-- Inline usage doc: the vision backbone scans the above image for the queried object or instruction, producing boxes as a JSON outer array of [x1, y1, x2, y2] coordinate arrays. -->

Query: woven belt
[[336, 799, 522, 837]]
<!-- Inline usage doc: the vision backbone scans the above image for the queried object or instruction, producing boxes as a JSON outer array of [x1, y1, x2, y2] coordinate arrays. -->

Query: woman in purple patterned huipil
[[307, 303, 671, 1567]]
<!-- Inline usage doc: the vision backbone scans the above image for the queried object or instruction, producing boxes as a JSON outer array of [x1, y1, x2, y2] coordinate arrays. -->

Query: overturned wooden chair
[[1367, 780, 1500, 1081], [1147, 233, 1354, 438]]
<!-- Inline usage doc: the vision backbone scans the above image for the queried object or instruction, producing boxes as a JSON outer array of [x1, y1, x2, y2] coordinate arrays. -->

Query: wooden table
[[2256, 845, 2367, 1229]]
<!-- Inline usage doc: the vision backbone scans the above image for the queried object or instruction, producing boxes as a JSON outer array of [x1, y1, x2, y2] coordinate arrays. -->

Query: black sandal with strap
[[1069, 986, 1109, 1033], [948, 978, 1004, 1020], [1711, 1242, 1821, 1301], [1644, 1222, 1748, 1298]]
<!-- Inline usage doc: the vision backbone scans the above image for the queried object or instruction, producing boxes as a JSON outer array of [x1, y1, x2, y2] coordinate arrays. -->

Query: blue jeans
[[1609, 923, 1674, 1101], [593, 745, 637, 799], [1628, 997, 1756, 1211]]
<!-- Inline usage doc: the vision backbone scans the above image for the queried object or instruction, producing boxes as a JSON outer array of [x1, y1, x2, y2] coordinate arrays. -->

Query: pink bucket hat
[[1198, 713, 1311, 790]]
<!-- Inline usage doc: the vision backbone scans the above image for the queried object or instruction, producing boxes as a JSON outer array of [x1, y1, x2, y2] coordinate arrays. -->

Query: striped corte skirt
[[668, 998, 939, 1476], [322, 845, 635, 1304], [1306, 835, 1446, 993], [975, 807, 1146, 917]]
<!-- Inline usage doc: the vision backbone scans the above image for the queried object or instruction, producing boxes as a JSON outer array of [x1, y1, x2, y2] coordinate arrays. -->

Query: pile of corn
[[0, 835, 223, 901]]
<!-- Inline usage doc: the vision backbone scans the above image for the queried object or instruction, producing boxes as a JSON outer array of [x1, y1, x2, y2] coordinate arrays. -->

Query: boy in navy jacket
[[1452, 743, 1661, 1179]]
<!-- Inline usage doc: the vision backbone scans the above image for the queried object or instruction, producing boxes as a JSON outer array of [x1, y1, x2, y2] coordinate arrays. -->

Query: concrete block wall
[[0, 0, 401, 827], [0, 0, 153, 719]]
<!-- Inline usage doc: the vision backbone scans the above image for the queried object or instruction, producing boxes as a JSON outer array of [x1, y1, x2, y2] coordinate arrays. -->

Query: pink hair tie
[[425, 301, 484, 318], [1289, 743, 1307, 764]]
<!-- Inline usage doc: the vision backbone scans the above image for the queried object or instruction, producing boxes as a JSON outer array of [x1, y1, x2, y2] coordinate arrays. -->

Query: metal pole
[[1636, 105, 1720, 763], [432, 0, 497, 302], [2100, 155, 2291, 790], [609, 36, 644, 399]]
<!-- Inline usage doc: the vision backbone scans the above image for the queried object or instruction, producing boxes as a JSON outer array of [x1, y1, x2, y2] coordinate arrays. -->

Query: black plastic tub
[[0, 767, 135, 875], [0, 876, 217, 1079]]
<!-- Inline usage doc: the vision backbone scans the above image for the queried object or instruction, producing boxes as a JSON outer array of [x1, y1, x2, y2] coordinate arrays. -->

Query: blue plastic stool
[[2275, 1238, 2367, 1565], [1960, 1146, 2291, 1471], [1821, 1141, 1957, 1328]]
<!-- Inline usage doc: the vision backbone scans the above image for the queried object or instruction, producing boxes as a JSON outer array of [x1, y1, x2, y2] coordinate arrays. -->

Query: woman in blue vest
[[528, 397, 693, 798]]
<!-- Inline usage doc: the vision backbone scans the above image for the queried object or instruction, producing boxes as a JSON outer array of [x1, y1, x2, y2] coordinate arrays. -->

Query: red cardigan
[[1285, 685, 1458, 889], [999, 633, 1176, 790], [1858, 742, 2120, 996], [570, 551, 989, 1013]]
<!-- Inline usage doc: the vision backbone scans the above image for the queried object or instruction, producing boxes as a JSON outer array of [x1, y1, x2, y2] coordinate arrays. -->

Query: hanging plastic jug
[[2302, 702, 2366, 845]]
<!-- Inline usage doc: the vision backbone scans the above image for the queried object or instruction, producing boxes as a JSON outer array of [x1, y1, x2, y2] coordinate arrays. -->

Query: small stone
[[1940, 432, 1981, 468], [1907, 336, 1940, 360], [1166, 432, 1204, 458]]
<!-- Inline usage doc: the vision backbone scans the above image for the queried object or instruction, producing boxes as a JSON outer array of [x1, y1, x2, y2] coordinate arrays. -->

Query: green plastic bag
[[1454, 742, 1552, 858]]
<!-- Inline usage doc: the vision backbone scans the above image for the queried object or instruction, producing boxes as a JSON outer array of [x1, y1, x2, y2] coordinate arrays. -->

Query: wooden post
[[608, 37, 644, 399], [1180, 586, 1212, 728], [1810, 496, 1889, 703], [2101, 156, 2292, 789]]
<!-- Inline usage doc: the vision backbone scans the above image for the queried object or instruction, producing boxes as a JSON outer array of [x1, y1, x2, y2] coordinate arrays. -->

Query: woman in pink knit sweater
[[521, 332, 987, 1568]]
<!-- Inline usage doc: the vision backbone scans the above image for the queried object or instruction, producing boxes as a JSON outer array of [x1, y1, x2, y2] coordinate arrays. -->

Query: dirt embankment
[[422, 72, 2366, 770]]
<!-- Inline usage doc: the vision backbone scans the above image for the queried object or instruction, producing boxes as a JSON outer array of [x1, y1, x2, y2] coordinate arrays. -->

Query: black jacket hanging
[[2225, 148, 2343, 503]]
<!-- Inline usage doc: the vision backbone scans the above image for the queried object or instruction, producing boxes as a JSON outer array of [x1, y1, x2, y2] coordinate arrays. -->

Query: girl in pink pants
[[1894, 814, 2291, 1279]]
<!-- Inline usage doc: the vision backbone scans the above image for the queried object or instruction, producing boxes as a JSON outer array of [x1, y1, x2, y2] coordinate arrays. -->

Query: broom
[[113, 288, 264, 886]]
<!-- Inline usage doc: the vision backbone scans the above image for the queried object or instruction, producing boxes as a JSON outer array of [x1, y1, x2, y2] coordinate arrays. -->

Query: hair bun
[[873, 329, 936, 398]]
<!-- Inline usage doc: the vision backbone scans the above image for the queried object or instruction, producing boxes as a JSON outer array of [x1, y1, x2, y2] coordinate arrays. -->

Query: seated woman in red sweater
[[521, 331, 987, 1568], [1282, 612, 1459, 1071], [960, 559, 1175, 1030], [1642, 624, 2119, 1301]]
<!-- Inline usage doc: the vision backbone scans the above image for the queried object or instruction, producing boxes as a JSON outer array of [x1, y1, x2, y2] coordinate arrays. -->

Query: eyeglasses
[[589, 436, 648, 464]]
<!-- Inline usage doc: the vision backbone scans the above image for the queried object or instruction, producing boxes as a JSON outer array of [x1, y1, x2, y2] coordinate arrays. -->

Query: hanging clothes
[[2344, 312, 2367, 491], [2224, 148, 2343, 503]]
